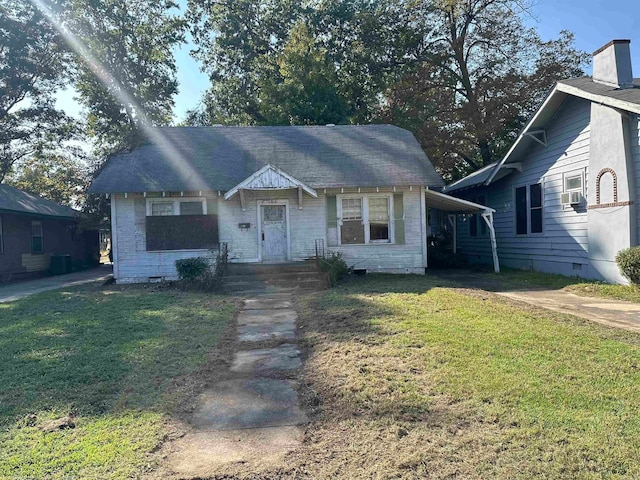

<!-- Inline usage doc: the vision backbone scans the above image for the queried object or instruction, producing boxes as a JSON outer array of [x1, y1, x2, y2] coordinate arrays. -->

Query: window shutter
[[393, 193, 405, 245], [326, 195, 337, 228]]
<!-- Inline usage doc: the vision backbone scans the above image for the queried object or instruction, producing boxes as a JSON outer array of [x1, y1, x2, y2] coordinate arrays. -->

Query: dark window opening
[[370, 223, 389, 241], [31, 221, 44, 253], [515, 186, 527, 235], [179, 201, 204, 215], [470, 214, 478, 237], [341, 220, 365, 244], [530, 183, 543, 233]]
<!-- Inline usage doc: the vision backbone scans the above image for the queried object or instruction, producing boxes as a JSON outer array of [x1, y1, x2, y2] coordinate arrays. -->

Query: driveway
[[434, 270, 640, 333], [0, 265, 113, 303]]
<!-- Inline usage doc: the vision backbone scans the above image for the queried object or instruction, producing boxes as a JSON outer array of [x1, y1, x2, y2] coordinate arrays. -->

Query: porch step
[[224, 260, 328, 294]]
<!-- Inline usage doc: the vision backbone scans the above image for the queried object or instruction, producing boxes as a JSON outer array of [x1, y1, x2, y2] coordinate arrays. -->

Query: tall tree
[[5, 152, 88, 208], [69, 0, 185, 153], [0, 0, 74, 182], [379, 1, 588, 178]]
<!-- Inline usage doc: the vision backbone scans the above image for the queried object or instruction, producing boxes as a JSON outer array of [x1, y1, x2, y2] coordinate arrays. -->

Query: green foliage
[[175, 247, 228, 292], [319, 251, 349, 286], [616, 246, 640, 285], [0, 286, 236, 478], [175, 257, 210, 282], [68, 0, 185, 153], [0, 0, 76, 182], [5, 153, 88, 208]]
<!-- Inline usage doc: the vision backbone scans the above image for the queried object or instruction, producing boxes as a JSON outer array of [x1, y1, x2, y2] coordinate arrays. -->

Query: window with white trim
[[31, 220, 44, 253], [338, 195, 393, 245], [147, 198, 207, 216]]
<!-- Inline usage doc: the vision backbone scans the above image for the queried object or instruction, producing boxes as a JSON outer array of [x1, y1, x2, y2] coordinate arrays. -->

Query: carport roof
[[425, 189, 495, 213]]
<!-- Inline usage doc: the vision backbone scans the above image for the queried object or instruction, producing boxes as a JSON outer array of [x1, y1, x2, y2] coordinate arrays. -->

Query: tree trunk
[[478, 138, 492, 166]]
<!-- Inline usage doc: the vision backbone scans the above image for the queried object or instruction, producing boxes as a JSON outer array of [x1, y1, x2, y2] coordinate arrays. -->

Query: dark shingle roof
[[558, 77, 640, 112], [0, 184, 78, 218], [88, 125, 444, 194]]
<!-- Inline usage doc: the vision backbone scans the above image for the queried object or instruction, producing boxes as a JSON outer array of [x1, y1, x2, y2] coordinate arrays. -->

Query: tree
[[69, 0, 185, 152], [5, 152, 88, 208], [0, 0, 74, 182], [379, 1, 589, 178]]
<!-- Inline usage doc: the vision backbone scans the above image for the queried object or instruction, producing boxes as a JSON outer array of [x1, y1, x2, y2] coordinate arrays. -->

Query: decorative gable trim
[[224, 164, 318, 201]]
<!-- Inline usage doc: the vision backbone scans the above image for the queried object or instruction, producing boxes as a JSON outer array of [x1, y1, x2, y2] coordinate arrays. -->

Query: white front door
[[261, 204, 287, 262]]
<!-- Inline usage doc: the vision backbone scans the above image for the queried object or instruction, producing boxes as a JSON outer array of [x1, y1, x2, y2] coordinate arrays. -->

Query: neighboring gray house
[[445, 40, 640, 283], [89, 125, 490, 284]]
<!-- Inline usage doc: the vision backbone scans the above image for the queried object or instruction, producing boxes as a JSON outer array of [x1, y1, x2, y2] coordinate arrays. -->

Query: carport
[[424, 189, 500, 273]]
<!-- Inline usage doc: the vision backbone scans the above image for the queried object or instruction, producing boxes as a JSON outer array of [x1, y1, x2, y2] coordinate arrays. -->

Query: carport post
[[481, 211, 500, 273]]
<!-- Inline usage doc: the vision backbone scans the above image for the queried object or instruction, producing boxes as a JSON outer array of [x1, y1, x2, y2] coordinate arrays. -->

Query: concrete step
[[225, 270, 325, 284], [224, 278, 326, 294], [227, 261, 319, 275]]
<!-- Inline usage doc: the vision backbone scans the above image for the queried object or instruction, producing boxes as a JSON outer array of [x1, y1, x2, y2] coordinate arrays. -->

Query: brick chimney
[[592, 40, 633, 88]]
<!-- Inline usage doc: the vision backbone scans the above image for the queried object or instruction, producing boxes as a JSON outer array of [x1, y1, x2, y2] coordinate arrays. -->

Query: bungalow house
[[445, 40, 640, 284], [89, 125, 496, 284], [0, 184, 99, 281]]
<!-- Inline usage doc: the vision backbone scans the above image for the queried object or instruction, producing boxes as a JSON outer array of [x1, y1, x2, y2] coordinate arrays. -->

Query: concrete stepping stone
[[237, 308, 297, 325], [231, 344, 301, 373], [192, 378, 308, 431], [244, 296, 293, 310], [165, 426, 304, 476], [238, 322, 296, 342]]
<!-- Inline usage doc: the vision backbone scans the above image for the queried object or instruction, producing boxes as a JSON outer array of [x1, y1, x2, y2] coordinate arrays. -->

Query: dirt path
[[160, 292, 308, 478]]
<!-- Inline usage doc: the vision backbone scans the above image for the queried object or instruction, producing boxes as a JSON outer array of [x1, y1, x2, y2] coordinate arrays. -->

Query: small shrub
[[175, 257, 210, 283], [616, 246, 640, 285], [319, 251, 349, 286]]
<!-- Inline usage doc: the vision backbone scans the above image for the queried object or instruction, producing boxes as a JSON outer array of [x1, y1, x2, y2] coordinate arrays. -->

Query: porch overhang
[[424, 189, 500, 273]]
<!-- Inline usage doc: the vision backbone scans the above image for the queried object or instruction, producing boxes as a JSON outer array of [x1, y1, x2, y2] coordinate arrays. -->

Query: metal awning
[[425, 189, 500, 273]]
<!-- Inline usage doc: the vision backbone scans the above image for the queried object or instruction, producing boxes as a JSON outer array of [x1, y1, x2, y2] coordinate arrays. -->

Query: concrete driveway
[[0, 265, 113, 303]]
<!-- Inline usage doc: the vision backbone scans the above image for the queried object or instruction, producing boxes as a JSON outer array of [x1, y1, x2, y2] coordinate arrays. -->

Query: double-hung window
[[31, 220, 44, 253], [515, 183, 543, 235], [339, 196, 392, 245], [147, 198, 206, 217]]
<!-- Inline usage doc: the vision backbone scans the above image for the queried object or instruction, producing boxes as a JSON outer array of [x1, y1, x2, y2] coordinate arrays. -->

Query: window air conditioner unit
[[561, 191, 582, 205]]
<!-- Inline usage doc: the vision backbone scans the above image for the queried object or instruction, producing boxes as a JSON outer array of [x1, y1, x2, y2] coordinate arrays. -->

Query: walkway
[[165, 291, 307, 477], [0, 265, 113, 303], [435, 270, 640, 333]]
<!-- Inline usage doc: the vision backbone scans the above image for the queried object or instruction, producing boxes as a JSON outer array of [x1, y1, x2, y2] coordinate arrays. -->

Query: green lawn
[[293, 274, 640, 479], [0, 284, 237, 479]]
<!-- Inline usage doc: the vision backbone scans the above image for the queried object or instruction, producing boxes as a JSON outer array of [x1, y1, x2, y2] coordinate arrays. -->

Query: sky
[[56, 0, 640, 124]]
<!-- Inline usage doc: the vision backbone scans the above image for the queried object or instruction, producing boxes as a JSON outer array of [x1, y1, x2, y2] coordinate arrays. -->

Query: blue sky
[[57, 0, 639, 123]]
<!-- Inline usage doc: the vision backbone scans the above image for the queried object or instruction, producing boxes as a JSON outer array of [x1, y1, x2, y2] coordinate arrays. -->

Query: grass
[[0, 283, 237, 479], [286, 274, 640, 479]]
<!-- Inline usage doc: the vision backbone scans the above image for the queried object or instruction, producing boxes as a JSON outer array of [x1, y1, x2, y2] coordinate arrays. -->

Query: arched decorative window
[[595, 168, 617, 205]]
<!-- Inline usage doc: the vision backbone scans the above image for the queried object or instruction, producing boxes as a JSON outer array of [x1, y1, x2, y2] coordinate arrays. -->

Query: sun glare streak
[[29, 0, 207, 190]]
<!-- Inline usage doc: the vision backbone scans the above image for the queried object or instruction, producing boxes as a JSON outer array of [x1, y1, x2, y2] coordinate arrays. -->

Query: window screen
[[565, 175, 582, 191], [341, 198, 362, 220], [151, 202, 174, 216], [515, 186, 527, 235]]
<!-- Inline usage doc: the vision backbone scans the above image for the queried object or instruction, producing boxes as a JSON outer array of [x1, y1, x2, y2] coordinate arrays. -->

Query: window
[[338, 195, 392, 245], [368, 197, 390, 242], [0, 216, 3, 254], [145, 197, 216, 251], [31, 221, 43, 253], [469, 195, 487, 237], [515, 183, 543, 235], [147, 198, 207, 216], [565, 174, 583, 192]]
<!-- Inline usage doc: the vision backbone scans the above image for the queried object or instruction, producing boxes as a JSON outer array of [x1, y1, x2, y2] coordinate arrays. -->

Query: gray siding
[[456, 97, 593, 277], [632, 114, 640, 243]]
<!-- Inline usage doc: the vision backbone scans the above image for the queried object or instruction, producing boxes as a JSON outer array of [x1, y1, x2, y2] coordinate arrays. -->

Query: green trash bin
[[50, 255, 72, 275]]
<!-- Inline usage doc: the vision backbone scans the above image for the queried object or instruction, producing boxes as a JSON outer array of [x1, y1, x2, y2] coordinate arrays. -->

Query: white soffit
[[425, 189, 494, 213]]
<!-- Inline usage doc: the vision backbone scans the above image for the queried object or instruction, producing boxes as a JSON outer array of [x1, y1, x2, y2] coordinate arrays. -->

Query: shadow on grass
[[0, 284, 235, 426]]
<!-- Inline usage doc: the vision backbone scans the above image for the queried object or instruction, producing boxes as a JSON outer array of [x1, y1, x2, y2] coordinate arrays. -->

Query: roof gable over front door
[[224, 164, 318, 200]]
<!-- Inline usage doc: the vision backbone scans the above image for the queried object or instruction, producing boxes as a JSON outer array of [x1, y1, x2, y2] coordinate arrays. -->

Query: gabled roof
[[88, 125, 444, 194], [446, 76, 640, 193], [0, 184, 78, 219], [225, 164, 318, 200]]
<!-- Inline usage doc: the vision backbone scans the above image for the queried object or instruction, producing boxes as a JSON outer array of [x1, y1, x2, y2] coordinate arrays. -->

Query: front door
[[261, 204, 287, 262]]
